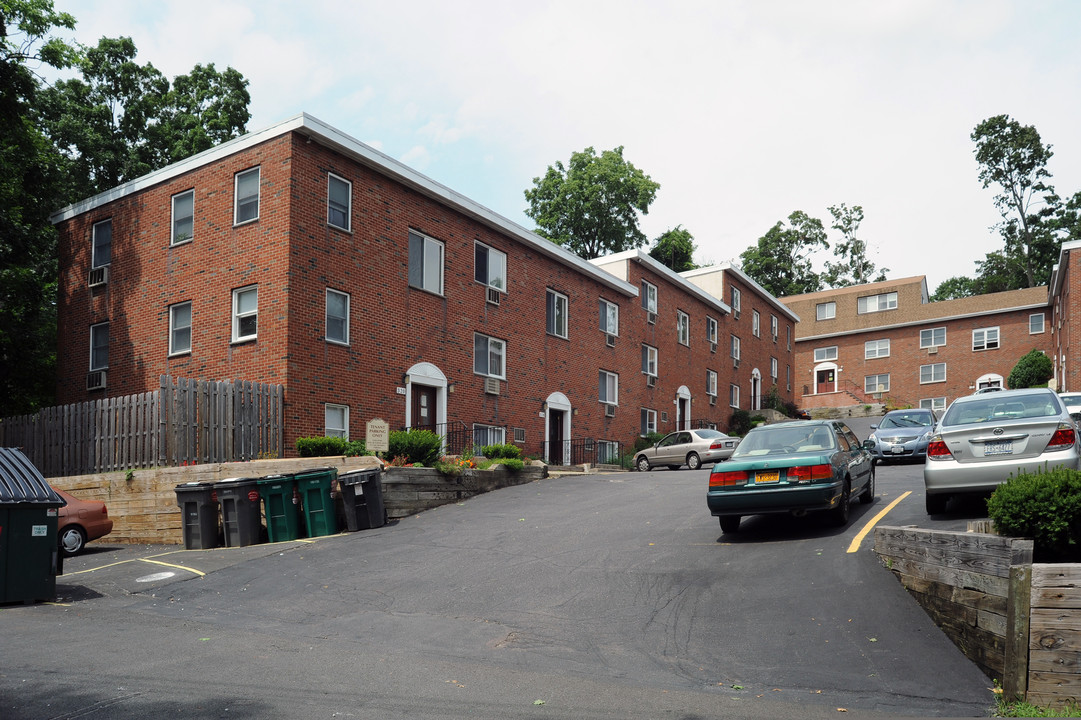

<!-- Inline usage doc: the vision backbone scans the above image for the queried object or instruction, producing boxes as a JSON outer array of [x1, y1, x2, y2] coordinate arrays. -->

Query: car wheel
[[635, 455, 651, 472], [59, 525, 86, 556], [719, 516, 740, 533], [926, 493, 948, 515], [686, 452, 701, 470], [859, 466, 875, 504], [830, 478, 851, 527]]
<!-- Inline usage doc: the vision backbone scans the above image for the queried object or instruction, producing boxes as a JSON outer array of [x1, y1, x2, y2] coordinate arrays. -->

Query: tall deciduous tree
[[524, 146, 659, 259], [649, 225, 697, 272], [972, 114, 1060, 288], [0, 0, 78, 415], [739, 211, 828, 297], [820, 203, 888, 288]]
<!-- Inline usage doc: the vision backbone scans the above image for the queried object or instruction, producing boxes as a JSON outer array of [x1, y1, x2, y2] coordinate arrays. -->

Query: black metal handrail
[[542, 437, 627, 468]]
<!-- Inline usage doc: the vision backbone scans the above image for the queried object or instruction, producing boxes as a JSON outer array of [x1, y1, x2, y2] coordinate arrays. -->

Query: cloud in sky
[[55, 0, 1081, 292]]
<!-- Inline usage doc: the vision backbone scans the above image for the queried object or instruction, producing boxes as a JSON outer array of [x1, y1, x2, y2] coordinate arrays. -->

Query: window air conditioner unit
[[484, 377, 500, 395], [606, 334, 616, 348], [88, 266, 108, 287], [772, 334, 778, 343], [928, 346, 938, 354], [486, 287, 500, 305], [733, 310, 740, 320], [647, 375, 656, 387], [733, 358, 740, 369], [86, 370, 107, 390], [709, 396, 716, 406], [604, 404, 616, 418], [709, 342, 717, 353], [647, 311, 657, 325]]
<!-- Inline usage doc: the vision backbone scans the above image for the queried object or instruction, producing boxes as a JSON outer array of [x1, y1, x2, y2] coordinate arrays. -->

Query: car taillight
[[101, 504, 108, 517], [787, 464, 832, 483], [710, 441, 724, 450], [1047, 423, 1077, 452], [926, 436, 952, 460], [710, 469, 748, 487]]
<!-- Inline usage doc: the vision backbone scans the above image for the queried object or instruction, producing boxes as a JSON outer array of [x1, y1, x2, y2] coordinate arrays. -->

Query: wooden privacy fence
[[0, 376, 284, 477]]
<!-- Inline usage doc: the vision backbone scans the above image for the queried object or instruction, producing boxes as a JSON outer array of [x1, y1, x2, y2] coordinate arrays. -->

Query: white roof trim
[[591, 249, 732, 316], [796, 302, 1050, 342], [682, 262, 801, 323], [50, 113, 638, 297]]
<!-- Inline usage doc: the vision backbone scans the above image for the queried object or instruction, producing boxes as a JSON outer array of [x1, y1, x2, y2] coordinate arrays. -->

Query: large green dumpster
[[294, 467, 338, 538], [0, 448, 64, 605], [215, 477, 264, 547], [257, 474, 300, 542], [174, 482, 221, 550]]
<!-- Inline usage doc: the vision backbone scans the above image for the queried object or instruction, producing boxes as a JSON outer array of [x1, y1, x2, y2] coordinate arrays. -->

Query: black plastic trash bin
[[338, 468, 385, 531], [257, 474, 301, 542], [294, 467, 338, 538], [0, 448, 64, 604], [175, 481, 220, 550], [215, 477, 264, 547]]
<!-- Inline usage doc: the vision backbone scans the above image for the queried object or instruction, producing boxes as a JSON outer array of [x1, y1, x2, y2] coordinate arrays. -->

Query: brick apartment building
[[50, 114, 796, 461], [781, 276, 1053, 412]]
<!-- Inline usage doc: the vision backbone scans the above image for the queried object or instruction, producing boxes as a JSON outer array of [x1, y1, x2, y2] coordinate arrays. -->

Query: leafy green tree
[[739, 210, 827, 297], [972, 115, 1060, 289], [929, 275, 977, 302], [37, 36, 250, 203], [524, 146, 660, 259], [0, 0, 78, 415], [1007, 349, 1053, 389], [820, 204, 889, 287], [649, 225, 697, 272]]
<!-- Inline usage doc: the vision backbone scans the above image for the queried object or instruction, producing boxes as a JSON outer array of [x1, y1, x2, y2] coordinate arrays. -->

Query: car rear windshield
[[880, 413, 933, 429], [732, 425, 836, 457], [942, 395, 1061, 426], [695, 429, 723, 439]]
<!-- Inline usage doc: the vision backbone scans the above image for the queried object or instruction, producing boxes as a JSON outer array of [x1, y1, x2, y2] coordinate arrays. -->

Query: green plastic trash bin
[[294, 467, 338, 538], [0, 448, 64, 605], [257, 474, 300, 542], [174, 482, 220, 550], [215, 477, 264, 547], [338, 468, 385, 531]]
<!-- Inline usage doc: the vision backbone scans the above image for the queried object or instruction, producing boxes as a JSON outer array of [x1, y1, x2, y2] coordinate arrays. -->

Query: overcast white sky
[[52, 0, 1081, 293]]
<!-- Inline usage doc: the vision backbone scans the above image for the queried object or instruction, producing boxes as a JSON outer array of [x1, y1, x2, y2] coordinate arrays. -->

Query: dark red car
[[55, 488, 114, 556]]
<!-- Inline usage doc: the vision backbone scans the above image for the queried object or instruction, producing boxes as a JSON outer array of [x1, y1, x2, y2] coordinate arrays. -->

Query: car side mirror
[[862, 439, 875, 449], [869, 424, 878, 430]]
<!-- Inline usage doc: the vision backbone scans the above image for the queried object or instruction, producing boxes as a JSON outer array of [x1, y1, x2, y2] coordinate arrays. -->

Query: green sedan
[[706, 420, 875, 533]]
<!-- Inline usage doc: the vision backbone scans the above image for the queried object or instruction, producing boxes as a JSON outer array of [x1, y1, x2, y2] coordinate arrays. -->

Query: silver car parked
[[635, 428, 739, 471], [923, 387, 1080, 514], [867, 408, 938, 464]]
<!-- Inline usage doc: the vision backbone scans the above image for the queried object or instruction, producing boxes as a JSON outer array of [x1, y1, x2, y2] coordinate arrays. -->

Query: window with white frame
[[707, 369, 718, 396], [706, 316, 718, 345], [920, 362, 946, 384], [325, 403, 349, 439], [1029, 313, 1045, 334], [865, 373, 890, 393], [546, 289, 568, 338], [676, 310, 689, 345], [599, 370, 618, 405], [234, 167, 260, 224], [731, 287, 741, 315], [475, 242, 506, 292], [232, 285, 258, 342], [597, 440, 621, 464], [972, 327, 1000, 351], [816, 302, 836, 320], [770, 357, 778, 380], [640, 408, 657, 436], [787, 325, 792, 350], [473, 333, 505, 379], [641, 344, 658, 377], [920, 327, 946, 348], [408, 230, 444, 295], [813, 345, 838, 362], [865, 339, 890, 359], [920, 397, 946, 413], [752, 310, 761, 337], [171, 190, 194, 245], [770, 314, 778, 341], [91, 219, 112, 268], [599, 298, 619, 335], [89, 322, 109, 371], [327, 173, 351, 231], [857, 292, 897, 314], [641, 280, 657, 314], [786, 364, 791, 391], [169, 301, 192, 356], [731, 334, 741, 361], [326, 288, 349, 345], [729, 383, 740, 408], [473, 424, 506, 447]]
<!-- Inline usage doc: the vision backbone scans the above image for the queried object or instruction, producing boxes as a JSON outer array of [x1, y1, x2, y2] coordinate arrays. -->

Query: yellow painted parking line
[[138, 557, 205, 577], [62, 559, 137, 576], [847, 491, 911, 554]]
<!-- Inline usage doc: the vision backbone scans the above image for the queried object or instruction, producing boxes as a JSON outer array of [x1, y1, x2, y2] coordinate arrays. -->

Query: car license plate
[[755, 470, 780, 484], [890, 445, 905, 454], [984, 440, 1013, 456]]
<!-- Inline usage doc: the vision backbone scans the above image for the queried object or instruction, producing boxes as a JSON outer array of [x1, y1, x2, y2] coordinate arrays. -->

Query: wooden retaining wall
[[47, 458, 548, 545], [1028, 564, 1081, 707]]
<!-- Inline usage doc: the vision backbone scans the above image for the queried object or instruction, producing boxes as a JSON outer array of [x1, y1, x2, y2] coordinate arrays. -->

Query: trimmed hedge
[[987, 466, 1081, 561], [296, 437, 370, 457], [388, 429, 442, 466], [482, 443, 522, 460]]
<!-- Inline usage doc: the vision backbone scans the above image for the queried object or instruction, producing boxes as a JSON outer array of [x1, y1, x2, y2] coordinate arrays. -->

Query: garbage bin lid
[[0, 448, 64, 506], [217, 477, 257, 483]]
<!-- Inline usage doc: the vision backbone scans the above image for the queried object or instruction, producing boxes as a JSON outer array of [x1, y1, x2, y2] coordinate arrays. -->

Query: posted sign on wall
[[366, 418, 390, 453]]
